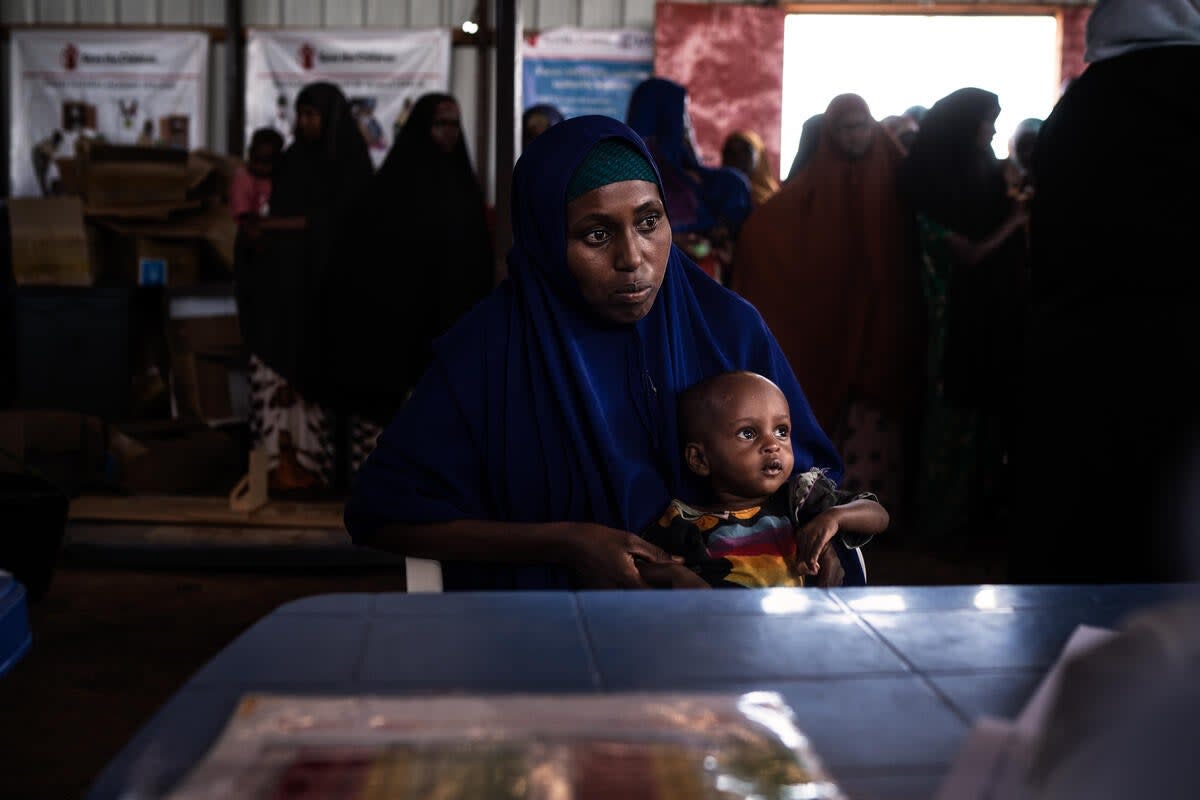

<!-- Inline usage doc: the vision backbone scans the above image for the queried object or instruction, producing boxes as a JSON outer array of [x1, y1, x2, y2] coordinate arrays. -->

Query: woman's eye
[[775, 425, 790, 439], [736, 428, 756, 441], [638, 213, 661, 231], [584, 228, 610, 244]]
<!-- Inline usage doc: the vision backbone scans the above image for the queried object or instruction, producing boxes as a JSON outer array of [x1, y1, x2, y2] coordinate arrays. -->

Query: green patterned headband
[[566, 139, 659, 203]]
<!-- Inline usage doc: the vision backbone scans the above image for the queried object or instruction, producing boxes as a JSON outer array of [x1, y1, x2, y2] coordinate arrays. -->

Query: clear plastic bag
[[164, 692, 846, 799]]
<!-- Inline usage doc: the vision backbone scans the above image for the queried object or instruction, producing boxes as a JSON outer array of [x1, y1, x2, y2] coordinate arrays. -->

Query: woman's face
[[832, 109, 874, 160], [565, 180, 671, 325], [721, 137, 757, 177], [247, 142, 278, 179], [430, 100, 461, 154], [976, 111, 999, 153], [296, 104, 322, 144], [523, 112, 551, 150]]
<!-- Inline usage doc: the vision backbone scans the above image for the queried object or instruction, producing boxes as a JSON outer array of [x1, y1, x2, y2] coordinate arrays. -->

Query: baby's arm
[[796, 498, 889, 576]]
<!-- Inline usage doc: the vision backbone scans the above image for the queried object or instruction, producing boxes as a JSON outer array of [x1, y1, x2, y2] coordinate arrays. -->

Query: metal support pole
[[492, 0, 521, 282], [226, 0, 245, 157], [474, 0, 491, 191]]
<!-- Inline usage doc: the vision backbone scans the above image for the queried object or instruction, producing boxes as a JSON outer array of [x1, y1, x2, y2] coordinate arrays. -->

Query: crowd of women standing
[[732, 86, 1031, 563], [234, 85, 493, 495]]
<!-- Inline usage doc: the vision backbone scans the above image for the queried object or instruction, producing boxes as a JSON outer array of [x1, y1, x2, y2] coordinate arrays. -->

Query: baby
[[640, 371, 888, 588]]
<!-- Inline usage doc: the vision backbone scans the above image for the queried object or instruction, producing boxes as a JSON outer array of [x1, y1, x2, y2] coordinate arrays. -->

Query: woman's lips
[[614, 281, 654, 304]]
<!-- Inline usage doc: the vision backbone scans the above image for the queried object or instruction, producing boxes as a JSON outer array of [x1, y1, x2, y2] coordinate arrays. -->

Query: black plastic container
[[11, 287, 134, 420], [0, 471, 69, 601]]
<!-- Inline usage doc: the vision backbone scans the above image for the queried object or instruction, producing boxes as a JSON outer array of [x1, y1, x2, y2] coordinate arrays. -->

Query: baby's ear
[[684, 443, 710, 476]]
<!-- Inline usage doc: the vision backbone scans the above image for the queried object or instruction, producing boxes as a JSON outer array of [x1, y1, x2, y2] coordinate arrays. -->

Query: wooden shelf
[[68, 494, 345, 530]]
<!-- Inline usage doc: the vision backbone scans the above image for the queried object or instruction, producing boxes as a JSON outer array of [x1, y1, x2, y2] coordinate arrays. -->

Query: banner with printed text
[[9, 30, 208, 197], [522, 27, 653, 123], [246, 28, 450, 169]]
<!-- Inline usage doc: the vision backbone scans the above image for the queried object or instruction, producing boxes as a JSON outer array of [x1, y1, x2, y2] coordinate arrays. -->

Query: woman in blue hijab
[[522, 103, 565, 149], [625, 77, 752, 284], [345, 115, 841, 590]]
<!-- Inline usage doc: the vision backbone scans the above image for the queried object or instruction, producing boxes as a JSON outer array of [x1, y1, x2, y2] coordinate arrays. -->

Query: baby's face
[[700, 376, 794, 506]]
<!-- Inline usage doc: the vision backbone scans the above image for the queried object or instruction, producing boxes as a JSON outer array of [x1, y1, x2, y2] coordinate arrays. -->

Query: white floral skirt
[[247, 355, 383, 491]]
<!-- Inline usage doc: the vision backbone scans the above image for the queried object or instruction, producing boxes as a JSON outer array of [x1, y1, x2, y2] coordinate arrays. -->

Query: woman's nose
[[614, 229, 642, 272]]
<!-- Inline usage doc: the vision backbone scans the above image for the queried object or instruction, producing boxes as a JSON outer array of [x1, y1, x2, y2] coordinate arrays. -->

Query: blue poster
[[522, 28, 653, 122]]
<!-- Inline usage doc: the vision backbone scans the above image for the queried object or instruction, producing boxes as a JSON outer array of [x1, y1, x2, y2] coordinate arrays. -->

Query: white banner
[[246, 29, 451, 169], [9, 30, 208, 197]]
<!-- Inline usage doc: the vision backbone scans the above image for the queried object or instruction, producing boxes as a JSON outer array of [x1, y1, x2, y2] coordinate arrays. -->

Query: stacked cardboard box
[[0, 411, 243, 496], [8, 140, 240, 288], [6, 196, 95, 286], [168, 313, 246, 425]]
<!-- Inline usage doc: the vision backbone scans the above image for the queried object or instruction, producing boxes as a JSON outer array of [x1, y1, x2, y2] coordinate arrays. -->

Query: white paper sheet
[[933, 624, 1116, 800]]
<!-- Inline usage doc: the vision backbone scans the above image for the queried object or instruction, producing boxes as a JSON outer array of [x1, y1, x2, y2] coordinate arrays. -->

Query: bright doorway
[[781, 13, 1060, 175]]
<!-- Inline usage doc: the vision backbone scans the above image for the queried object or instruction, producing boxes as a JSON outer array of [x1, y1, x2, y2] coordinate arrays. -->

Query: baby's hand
[[796, 511, 840, 576]]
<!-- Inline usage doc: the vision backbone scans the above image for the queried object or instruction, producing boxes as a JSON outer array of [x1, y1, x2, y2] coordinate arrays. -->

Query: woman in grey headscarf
[[1003, 117, 1042, 195]]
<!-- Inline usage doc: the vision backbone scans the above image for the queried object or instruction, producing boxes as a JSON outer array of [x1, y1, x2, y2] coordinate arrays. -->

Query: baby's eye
[[736, 428, 756, 441], [774, 425, 790, 439]]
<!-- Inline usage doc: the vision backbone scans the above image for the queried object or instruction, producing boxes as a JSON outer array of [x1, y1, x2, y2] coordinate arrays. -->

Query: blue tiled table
[[86, 584, 1196, 800]]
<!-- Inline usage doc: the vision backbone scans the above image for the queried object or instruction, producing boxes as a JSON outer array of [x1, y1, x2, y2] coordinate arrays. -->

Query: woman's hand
[[560, 524, 684, 589]]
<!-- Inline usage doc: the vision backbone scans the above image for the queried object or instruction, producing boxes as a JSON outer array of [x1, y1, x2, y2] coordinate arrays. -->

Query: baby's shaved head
[[678, 371, 784, 443]]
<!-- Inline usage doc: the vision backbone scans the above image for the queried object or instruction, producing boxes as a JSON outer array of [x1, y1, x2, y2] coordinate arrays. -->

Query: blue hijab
[[625, 77, 752, 237], [345, 115, 840, 590]]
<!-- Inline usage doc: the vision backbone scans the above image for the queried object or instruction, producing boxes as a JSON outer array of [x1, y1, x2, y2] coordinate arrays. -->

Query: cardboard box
[[88, 226, 202, 287], [55, 157, 82, 196], [0, 410, 109, 495], [168, 315, 246, 424], [0, 412, 245, 495], [114, 420, 244, 494], [76, 143, 214, 211], [172, 314, 243, 358], [131, 235, 202, 287], [7, 197, 94, 286], [88, 202, 236, 285]]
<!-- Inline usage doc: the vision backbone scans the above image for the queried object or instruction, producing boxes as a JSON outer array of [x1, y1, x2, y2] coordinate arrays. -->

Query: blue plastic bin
[[0, 572, 31, 677]]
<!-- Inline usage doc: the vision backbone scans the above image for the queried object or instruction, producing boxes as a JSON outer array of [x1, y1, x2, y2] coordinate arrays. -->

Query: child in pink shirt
[[230, 128, 284, 220]]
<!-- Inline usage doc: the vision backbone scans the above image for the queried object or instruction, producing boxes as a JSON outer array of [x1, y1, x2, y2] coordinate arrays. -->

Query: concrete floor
[[0, 537, 1006, 799]]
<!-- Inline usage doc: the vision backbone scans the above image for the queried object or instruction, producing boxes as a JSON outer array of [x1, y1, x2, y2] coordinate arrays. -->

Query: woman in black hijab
[[376, 92, 493, 361], [326, 93, 494, 438], [899, 87, 1029, 557], [236, 81, 374, 493]]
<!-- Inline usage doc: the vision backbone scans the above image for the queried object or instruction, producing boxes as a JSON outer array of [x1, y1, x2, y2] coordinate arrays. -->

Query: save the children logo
[[60, 45, 158, 69], [299, 42, 316, 70]]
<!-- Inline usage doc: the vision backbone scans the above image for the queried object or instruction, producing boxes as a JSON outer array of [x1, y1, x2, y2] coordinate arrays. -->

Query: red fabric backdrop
[[653, 2, 786, 178], [1059, 7, 1093, 88]]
